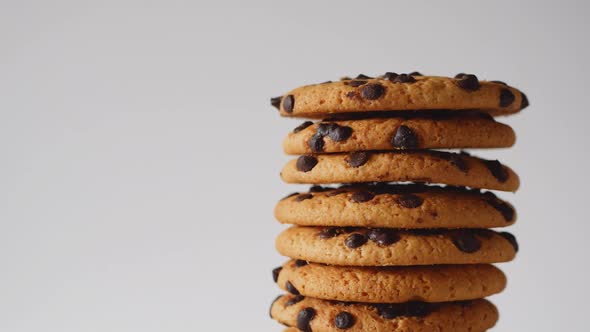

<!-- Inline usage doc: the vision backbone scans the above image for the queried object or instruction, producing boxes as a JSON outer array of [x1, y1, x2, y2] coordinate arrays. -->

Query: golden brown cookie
[[281, 151, 519, 191], [271, 295, 498, 332], [274, 260, 506, 303], [275, 184, 516, 228], [276, 226, 518, 266], [283, 113, 515, 154], [272, 73, 528, 118]]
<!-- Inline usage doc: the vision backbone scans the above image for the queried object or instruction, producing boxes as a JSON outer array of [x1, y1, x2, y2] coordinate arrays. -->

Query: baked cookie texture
[[275, 184, 516, 229], [276, 226, 517, 266], [281, 151, 519, 191], [274, 74, 528, 118], [275, 260, 506, 303], [283, 114, 516, 154], [272, 295, 498, 332]]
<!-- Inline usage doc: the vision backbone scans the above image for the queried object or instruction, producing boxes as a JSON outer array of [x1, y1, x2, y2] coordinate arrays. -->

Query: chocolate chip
[[350, 191, 375, 203], [272, 267, 282, 283], [451, 230, 482, 253], [456, 74, 480, 91], [392, 125, 419, 149], [281, 192, 299, 201], [296, 156, 318, 172], [383, 72, 399, 81], [409, 71, 423, 76], [397, 194, 424, 208], [270, 96, 282, 110], [520, 92, 529, 109], [309, 185, 327, 192], [293, 121, 313, 133], [286, 281, 300, 295], [483, 192, 514, 221], [345, 233, 368, 248], [317, 123, 337, 136], [296, 307, 316, 332], [309, 133, 325, 153], [295, 194, 313, 202], [367, 229, 400, 246], [347, 80, 367, 87], [283, 95, 295, 112], [499, 89, 515, 107], [429, 151, 468, 172], [356, 74, 372, 79], [360, 83, 385, 100], [294, 260, 308, 267], [328, 126, 353, 142], [474, 229, 495, 239], [454, 73, 467, 79], [346, 151, 370, 168], [319, 227, 338, 239], [404, 302, 430, 317], [376, 304, 402, 319], [393, 74, 416, 83], [345, 91, 356, 98], [491, 80, 507, 85], [483, 159, 508, 182], [285, 295, 305, 307], [334, 311, 355, 329], [499, 232, 519, 252]]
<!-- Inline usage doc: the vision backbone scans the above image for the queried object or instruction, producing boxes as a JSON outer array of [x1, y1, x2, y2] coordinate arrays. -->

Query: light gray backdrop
[[1, 0, 588, 331]]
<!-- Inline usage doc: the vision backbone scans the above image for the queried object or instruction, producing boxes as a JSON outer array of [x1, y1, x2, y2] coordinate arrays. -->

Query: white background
[[1, 0, 588, 331]]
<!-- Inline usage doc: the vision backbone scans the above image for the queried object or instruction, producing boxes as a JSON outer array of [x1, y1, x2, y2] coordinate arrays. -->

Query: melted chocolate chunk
[[383, 72, 399, 81], [294, 260, 309, 267], [272, 267, 282, 283], [285, 295, 305, 307], [367, 229, 400, 246], [347, 80, 368, 87], [309, 133, 325, 153], [404, 302, 430, 317], [451, 230, 482, 253], [350, 191, 375, 203], [328, 125, 353, 142], [499, 232, 519, 252], [296, 156, 318, 172], [392, 125, 419, 149], [318, 227, 339, 239], [295, 193, 313, 202], [356, 74, 372, 79], [360, 83, 385, 100], [375, 304, 403, 319], [345, 233, 368, 248], [397, 194, 424, 208], [270, 96, 282, 110], [483, 159, 508, 182], [521, 92, 529, 109], [309, 185, 328, 192], [286, 281, 300, 295], [409, 71, 423, 76], [297, 307, 316, 332], [393, 74, 416, 83], [499, 89, 515, 107], [317, 123, 337, 136], [282, 95, 295, 112], [346, 151, 370, 168], [281, 192, 299, 201], [293, 121, 313, 133], [456, 74, 480, 91], [334, 311, 355, 329], [483, 192, 514, 221], [490, 80, 507, 85]]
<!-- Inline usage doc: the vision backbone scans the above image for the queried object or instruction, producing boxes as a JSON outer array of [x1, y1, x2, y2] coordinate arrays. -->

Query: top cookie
[[271, 73, 528, 118]]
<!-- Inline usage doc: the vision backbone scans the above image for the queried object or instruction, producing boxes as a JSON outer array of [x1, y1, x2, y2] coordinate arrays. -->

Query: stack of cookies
[[269, 72, 527, 332]]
